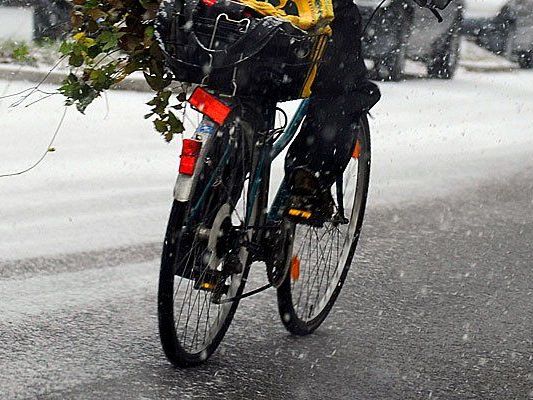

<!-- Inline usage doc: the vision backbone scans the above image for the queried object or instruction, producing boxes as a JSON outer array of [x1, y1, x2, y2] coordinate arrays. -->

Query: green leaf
[[5, 42, 34, 63], [87, 44, 102, 59], [154, 119, 168, 133], [168, 111, 184, 134], [76, 87, 99, 114], [143, 70, 171, 92], [160, 90, 171, 103], [97, 30, 121, 52], [69, 53, 84, 67], [123, 60, 141, 75], [139, 0, 159, 11], [84, 0, 100, 9], [164, 132, 174, 142], [59, 41, 74, 56], [144, 26, 155, 39]]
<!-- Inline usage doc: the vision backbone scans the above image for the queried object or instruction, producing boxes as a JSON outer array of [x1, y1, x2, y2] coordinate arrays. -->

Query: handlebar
[[413, 0, 453, 22], [363, 0, 450, 35]]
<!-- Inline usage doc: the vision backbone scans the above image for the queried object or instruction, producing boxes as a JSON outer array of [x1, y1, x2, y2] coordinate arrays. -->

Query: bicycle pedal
[[287, 208, 312, 220], [286, 208, 327, 227]]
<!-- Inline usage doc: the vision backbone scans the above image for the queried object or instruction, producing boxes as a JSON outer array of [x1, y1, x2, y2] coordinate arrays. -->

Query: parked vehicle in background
[[359, 0, 464, 81], [0, 0, 70, 40], [463, 0, 533, 69], [33, 0, 71, 40]]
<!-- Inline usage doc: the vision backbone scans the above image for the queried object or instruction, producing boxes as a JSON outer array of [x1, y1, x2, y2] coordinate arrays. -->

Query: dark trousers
[[285, 3, 381, 188]]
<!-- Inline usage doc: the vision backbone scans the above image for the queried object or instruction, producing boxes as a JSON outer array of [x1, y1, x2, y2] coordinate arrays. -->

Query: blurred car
[[463, 0, 533, 69], [359, 0, 464, 81], [0, 0, 70, 40], [34, 0, 71, 40]]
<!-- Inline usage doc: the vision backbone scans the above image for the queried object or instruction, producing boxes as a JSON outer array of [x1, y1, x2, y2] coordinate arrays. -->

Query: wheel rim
[[287, 135, 368, 323]]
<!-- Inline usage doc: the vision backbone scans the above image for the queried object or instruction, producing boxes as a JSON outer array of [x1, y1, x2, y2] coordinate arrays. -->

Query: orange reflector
[[288, 209, 312, 219], [290, 256, 300, 281], [189, 87, 232, 125], [352, 140, 361, 159], [200, 282, 216, 290]]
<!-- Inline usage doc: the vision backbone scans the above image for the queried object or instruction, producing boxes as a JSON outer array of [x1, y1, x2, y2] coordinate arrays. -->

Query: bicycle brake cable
[[362, 0, 444, 37], [362, 0, 389, 36]]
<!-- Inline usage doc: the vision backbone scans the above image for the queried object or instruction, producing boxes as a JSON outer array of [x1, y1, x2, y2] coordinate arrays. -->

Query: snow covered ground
[[1, 67, 533, 261], [463, 0, 508, 19], [0, 7, 33, 42]]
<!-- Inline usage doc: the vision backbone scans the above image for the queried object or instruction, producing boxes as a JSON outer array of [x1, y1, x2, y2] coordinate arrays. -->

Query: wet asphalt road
[[1, 167, 532, 400]]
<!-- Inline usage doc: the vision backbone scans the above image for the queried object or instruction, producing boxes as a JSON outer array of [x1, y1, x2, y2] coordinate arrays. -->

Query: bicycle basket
[[156, 0, 329, 101]]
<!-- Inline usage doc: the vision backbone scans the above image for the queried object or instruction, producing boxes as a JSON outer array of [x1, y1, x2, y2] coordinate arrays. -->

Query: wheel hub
[[204, 203, 231, 270]]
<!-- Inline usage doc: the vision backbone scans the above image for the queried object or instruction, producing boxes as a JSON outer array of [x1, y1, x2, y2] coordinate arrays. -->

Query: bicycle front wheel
[[277, 116, 371, 335]]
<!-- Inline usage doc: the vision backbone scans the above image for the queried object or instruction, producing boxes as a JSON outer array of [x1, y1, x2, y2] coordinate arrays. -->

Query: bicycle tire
[[158, 115, 255, 367], [276, 115, 371, 335]]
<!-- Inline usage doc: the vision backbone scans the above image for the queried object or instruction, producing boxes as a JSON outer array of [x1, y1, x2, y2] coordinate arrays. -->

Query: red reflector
[[201, 0, 217, 6], [189, 88, 232, 125], [179, 139, 202, 176]]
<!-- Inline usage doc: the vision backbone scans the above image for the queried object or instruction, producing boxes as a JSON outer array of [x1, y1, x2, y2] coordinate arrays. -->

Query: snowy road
[[1, 67, 532, 399]]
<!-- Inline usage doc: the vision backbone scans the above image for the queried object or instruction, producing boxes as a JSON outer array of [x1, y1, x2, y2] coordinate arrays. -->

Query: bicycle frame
[[182, 97, 310, 244], [245, 98, 309, 226]]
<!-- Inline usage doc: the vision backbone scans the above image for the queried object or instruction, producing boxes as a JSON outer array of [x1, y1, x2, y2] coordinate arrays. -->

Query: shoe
[[285, 168, 334, 227]]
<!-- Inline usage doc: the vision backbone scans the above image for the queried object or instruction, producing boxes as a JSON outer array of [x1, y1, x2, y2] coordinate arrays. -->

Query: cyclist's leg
[[285, 3, 380, 190]]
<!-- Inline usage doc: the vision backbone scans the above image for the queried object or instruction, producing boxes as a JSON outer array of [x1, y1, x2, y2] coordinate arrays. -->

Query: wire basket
[[156, 0, 328, 101]]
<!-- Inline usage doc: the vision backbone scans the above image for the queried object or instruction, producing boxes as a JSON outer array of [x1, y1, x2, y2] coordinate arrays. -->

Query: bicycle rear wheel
[[158, 115, 255, 367], [277, 116, 371, 335]]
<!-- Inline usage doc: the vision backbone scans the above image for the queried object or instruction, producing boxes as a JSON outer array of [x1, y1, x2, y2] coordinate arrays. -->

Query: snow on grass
[[463, 0, 508, 19], [0, 85, 178, 261], [1, 68, 533, 261], [369, 68, 533, 205]]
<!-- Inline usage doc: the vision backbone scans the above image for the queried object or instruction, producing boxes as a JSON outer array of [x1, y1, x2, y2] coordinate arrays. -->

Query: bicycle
[[157, 86, 371, 367], [152, 0, 457, 368], [153, 0, 373, 365]]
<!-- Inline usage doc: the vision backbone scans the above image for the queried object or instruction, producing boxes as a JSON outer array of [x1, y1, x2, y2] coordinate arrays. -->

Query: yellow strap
[[300, 34, 328, 97], [239, 0, 286, 18], [239, 0, 333, 31]]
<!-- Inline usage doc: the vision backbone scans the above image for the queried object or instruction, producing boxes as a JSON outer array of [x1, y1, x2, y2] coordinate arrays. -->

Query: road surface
[[1, 65, 532, 399]]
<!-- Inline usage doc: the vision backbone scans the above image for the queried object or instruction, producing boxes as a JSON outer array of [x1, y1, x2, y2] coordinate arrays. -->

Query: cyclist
[[285, 0, 452, 225]]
